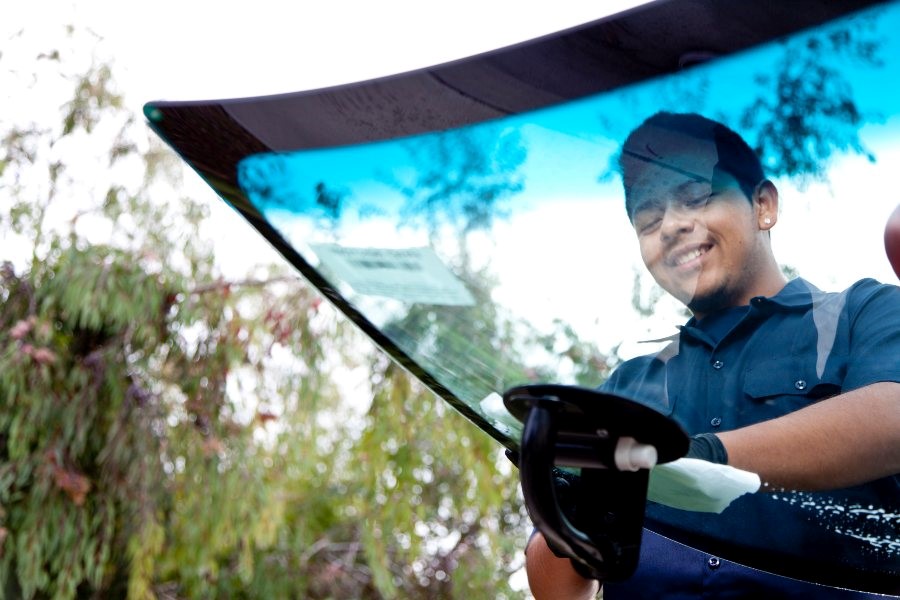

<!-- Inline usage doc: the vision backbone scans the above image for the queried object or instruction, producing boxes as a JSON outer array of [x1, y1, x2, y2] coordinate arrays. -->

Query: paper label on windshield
[[311, 244, 475, 306]]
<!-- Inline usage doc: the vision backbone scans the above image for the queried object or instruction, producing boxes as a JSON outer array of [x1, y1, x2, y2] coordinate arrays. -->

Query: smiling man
[[525, 112, 900, 599], [623, 117, 786, 318]]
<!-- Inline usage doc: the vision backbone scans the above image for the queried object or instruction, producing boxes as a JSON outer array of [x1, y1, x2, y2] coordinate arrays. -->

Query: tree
[[1, 27, 528, 599]]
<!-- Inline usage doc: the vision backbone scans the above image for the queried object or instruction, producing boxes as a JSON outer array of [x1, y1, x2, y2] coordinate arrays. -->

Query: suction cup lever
[[503, 384, 689, 581]]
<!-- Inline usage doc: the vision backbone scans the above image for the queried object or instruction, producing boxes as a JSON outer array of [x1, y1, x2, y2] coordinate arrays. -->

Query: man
[[525, 112, 900, 599]]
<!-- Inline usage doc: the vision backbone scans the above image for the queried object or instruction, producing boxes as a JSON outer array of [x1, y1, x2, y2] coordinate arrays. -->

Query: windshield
[[148, 0, 900, 593]]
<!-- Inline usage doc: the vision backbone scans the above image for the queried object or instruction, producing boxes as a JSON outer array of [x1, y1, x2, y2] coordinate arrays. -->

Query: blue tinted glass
[[235, 2, 900, 587]]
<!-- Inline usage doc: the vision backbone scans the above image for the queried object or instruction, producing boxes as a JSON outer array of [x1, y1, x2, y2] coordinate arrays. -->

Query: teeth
[[675, 247, 705, 266]]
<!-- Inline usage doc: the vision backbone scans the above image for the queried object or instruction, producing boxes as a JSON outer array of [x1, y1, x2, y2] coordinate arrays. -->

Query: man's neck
[[691, 271, 789, 321]]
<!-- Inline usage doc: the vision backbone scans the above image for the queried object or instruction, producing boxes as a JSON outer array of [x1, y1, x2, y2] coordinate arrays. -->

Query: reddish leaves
[[52, 468, 92, 506], [45, 453, 92, 506], [9, 317, 57, 364], [256, 410, 278, 424]]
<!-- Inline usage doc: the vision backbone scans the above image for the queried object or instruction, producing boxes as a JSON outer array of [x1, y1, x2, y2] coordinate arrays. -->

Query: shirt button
[[712, 360, 724, 370], [708, 557, 721, 570], [710, 417, 722, 427], [795, 380, 808, 390]]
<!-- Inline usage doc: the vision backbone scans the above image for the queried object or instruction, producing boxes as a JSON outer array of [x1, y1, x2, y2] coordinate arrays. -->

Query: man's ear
[[753, 180, 779, 230]]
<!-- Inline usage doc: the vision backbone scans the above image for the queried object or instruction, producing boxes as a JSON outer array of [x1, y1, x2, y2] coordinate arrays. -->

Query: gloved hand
[[685, 432, 728, 464]]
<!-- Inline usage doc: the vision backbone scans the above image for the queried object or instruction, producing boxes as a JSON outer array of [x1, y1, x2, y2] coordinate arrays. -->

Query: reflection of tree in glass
[[383, 125, 623, 416], [382, 259, 619, 430], [595, 9, 886, 191], [314, 181, 345, 219], [739, 11, 884, 186], [631, 269, 667, 319], [238, 157, 348, 223], [382, 265, 529, 411], [379, 126, 531, 411], [396, 126, 527, 238], [237, 153, 295, 209], [533, 319, 619, 389]]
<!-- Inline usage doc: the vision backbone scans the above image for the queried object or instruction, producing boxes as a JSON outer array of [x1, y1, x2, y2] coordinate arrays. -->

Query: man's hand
[[525, 532, 600, 600]]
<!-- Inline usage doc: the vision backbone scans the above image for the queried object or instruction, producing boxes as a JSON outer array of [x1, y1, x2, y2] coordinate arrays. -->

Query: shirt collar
[[678, 277, 822, 341], [760, 277, 826, 309]]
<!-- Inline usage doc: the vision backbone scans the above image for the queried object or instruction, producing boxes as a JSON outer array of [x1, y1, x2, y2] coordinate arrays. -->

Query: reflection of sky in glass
[[235, 2, 900, 583]]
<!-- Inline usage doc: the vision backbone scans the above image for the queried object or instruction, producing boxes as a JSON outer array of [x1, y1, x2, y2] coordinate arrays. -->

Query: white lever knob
[[614, 436, 658, 471]]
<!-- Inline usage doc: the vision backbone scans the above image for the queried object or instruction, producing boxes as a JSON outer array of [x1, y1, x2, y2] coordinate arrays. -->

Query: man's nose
[[659, 207, 695, 240]]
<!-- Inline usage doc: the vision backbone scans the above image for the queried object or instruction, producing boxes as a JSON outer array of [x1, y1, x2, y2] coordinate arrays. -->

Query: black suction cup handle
[[507, 384, 689, 581], [520, 400, 618, 579]]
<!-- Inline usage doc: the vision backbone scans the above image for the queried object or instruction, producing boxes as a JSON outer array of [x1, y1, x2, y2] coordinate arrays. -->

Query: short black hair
[[619, 112, 765, 221]]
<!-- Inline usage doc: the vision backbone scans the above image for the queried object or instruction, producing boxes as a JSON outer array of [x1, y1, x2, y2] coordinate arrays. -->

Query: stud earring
[[764, 217, 772, 225]]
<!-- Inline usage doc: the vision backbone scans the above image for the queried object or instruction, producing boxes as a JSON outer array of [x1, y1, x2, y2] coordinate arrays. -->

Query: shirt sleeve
[[843, 279, 900, 391], [599, 349, 674, 415]]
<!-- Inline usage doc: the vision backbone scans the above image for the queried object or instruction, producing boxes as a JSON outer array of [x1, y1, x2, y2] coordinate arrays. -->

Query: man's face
[[630, 162, 765, 316]]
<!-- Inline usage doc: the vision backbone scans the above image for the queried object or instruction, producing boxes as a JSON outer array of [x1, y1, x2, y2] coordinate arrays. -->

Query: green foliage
[[354, 361, 526, 599], [1, 27, 530, 600]]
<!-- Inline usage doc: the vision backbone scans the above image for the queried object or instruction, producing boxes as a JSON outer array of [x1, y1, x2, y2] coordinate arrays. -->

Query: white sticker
[[311, 244, 475, 306]]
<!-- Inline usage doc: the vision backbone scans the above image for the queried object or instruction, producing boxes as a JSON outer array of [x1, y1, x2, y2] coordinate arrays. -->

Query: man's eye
[[682, 193, 713, 209], [637, 217, 661, 234]]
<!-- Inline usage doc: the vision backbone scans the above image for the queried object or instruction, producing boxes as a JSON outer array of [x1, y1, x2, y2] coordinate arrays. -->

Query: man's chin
[[686, 290, 735, 316]]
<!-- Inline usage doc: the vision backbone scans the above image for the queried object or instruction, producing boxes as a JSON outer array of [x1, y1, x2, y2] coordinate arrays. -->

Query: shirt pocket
[[742, 358, 843, 421]]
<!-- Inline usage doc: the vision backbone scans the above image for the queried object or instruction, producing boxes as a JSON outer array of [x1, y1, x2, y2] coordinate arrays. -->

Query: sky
[[8, 1, 649, 107]]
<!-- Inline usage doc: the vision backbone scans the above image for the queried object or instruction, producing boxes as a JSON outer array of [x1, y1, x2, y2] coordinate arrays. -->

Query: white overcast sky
[[8, 1, 648, 109]]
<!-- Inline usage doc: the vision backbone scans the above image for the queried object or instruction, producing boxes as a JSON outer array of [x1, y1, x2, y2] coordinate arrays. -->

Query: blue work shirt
[[601, 277, 900, 596]]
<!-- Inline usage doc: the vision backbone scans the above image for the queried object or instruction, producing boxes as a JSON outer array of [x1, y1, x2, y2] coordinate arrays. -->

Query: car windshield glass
[[148, 1, 900, 592]]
